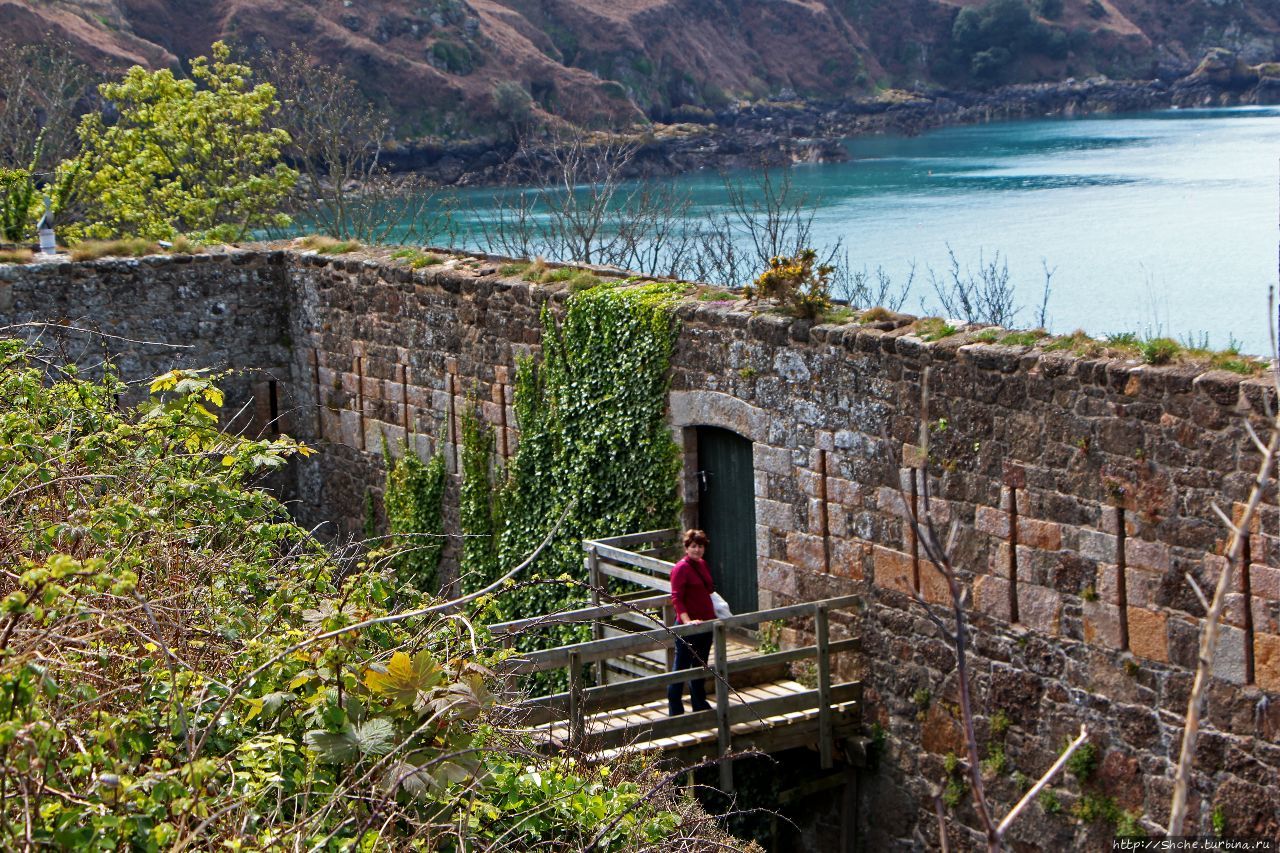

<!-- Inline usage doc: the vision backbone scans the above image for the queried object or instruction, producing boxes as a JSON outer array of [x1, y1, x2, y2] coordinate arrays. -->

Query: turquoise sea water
[[452, 107, 1280, 354]]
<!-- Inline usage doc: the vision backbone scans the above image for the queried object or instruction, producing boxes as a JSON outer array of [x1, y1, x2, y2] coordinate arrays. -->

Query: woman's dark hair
[[683, 528, 709, 548]]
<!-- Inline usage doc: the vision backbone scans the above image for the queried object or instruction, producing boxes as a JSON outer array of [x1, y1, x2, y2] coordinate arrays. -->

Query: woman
[[667, 528, 716, 716]]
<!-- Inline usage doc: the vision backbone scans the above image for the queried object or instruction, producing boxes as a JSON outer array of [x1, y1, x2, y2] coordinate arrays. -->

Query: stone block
[[1255, 632, 1280, 692], [339, 409, 362, 448], [1127, 607, 1169, 662], [754, 443, 792, 475], [975, 505, 1008, 538], [1125, 538, 1171, 573], [785, 532, 826, 573], [830, 538, 866, 580], [758, 559, 799, 597], [1018, 518, 1063, 552], [975, 574, 1011, 621], [754, 498, 796, 531], [827, 476, 860, 506], [1078, 529, 1118, 563], [807, 499, 825, 532], [1018, 584, 1063, 634], [796, 468, 821, 497], [1212, 624, 1248, 685], [1251, 564, 1280, 602], [872, 545, 914, 596], [1082, 599, 1123, 649]]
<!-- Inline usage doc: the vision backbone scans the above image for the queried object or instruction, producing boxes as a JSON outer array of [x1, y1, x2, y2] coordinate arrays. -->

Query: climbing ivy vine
[[459, 406, 503, 593], [492, 281, 685, 641], [382, 442, 447, 591]]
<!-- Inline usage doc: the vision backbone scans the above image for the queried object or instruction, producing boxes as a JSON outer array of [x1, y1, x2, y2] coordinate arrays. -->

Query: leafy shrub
[[1140, 337, 1180, 365], [982, 742, 1008, 776], [1039, 789, 1062, 814], [64, 42, 296, 243], [0, 339, 727, 850], [753, 248, 833, 319], [1066, 741, 1099, 781], [1073, 792, 1121, 824]]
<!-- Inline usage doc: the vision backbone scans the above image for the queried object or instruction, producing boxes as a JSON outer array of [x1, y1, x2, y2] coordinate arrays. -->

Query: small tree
[[64, 41, 296, 242]]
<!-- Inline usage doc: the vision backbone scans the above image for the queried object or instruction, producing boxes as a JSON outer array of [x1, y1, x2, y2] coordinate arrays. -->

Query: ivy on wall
[[492, 281, 685, 641], [382, 442, 447, 591], [460, 406, 503, 594]]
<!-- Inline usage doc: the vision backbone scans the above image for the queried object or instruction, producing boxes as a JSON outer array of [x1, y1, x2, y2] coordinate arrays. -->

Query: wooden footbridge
[[491, 529, 864, 790]]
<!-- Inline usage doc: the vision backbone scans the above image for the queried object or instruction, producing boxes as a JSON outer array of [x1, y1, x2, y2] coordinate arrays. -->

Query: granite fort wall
[[1, 248, 1277, 847]]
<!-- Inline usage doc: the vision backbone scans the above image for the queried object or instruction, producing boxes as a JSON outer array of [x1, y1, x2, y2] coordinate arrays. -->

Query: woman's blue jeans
[[667, 629, 713, 715]]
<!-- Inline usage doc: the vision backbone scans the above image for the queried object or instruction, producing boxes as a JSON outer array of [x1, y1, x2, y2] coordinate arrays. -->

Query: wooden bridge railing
[[496, 593, 862, 789]]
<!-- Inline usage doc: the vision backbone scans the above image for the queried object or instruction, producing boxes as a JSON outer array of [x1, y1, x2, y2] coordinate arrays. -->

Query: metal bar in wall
[[311, 349, 322, 439], [447, 373, 457, 471], [818, 450, 831, 574], [267, 379, 279, 436], [1117, 507, 1130, 651], [1008, 486, 1020, 623], [910, 469, 920, 594], [356, 355, 366, 451], [401, 363, 411, 437], [1243, 533, 1255, 684], [498, 382, 509, 459]]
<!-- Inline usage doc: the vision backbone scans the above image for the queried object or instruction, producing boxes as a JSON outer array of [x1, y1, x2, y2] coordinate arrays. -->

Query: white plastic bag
[[710, 592, 733, 619]]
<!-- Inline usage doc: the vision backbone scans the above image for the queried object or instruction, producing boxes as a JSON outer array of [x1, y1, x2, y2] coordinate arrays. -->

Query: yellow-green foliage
[[299, 234, 360, 254], [69, 238, 161, 261], [64, 41, 296, 243], [0, 248, 33, 264], [0, 339, 723, 850], [914, 317, 958, 341], [753, 249, 833, 319], [391, 247, 444, 268]]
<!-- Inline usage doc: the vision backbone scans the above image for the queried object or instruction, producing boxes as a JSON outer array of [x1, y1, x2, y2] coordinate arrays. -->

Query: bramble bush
[[0, 338, 730, 850]]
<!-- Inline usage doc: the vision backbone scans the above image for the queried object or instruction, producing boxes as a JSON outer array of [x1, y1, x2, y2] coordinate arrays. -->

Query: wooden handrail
[[490, 593, 671, 635], [502, 594, 862, 674], [583, 529, 679, 549], [587, 543, 675, 575], [515, 637, 861, 725]]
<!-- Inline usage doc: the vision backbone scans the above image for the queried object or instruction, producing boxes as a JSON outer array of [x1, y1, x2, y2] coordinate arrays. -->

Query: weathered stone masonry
[[2, 248, 1278, 849]]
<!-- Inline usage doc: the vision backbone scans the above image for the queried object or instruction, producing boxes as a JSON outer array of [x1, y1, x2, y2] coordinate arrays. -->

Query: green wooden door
[[696, 427, 758, 615]]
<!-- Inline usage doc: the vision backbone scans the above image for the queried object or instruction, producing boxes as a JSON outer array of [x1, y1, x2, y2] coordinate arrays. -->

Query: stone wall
[[3, 248, 1278, 848], [0, 252, 293, 437]]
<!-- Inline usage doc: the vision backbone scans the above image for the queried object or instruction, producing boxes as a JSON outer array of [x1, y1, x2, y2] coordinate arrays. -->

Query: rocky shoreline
[[383, 49, 1280, 187]]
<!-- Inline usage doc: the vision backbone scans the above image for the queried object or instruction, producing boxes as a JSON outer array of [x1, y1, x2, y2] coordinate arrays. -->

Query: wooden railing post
[[568, 651, 583, 748], [816, 603, 833, 770], [587, 545, 605, 685], [714, 621, 732, 791], [664, 604, 676, 672]]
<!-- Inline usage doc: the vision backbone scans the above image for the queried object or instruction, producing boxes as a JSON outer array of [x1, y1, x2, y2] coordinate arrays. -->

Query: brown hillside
[[5, 0, 1280, 136]]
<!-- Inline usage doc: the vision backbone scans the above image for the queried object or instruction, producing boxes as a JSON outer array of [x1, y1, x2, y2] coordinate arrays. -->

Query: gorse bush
[[753, 248, 833, 319], [0, 339, 729, 850]]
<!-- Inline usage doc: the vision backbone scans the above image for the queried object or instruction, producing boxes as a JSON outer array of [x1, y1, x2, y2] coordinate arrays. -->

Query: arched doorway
[[695, 426, 758, 615]]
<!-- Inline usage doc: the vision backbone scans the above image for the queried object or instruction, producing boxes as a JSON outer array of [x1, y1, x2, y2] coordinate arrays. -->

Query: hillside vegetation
[[4, 0, 1278, 137], [0, 339, 729, 850]]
